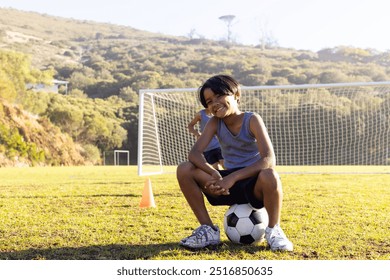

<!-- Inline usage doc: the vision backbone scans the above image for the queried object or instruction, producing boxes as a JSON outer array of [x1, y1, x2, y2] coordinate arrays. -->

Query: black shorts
[[203, 148, 223, 165], [204, 168, 264, 209]]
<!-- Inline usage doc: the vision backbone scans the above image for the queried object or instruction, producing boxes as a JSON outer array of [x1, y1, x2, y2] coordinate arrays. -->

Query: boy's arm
[[187, 111, 202, 138], [251, 113, 276, 169]]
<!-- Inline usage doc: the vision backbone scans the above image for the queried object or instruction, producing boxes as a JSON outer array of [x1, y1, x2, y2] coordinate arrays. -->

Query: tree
[[219, 15, 236, 43], [0, 49, 53, 102], [0, 69, 17, 101], [47, 105, 84, 139], [119, 86, 138, 103], [255, 18, 278, 50]]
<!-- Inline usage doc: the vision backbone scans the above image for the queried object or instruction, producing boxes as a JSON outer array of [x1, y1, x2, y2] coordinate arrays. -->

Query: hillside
[[0, 8, 188, 68], [2, 7, 390, 93], [0, 7, 389, 166], [0, 100, 85, 167]]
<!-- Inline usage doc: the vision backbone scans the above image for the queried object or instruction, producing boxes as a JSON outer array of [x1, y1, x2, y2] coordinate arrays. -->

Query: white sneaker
[[265, 224, 293, 251], [179, 224, 220, 249]]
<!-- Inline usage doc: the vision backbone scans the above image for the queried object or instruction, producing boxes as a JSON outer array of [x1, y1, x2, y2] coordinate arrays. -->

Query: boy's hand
[[210, 169, 222, 181], [207, 183, 230, 196], [216, 175, 235, 195], [204, 170, 231, 196]]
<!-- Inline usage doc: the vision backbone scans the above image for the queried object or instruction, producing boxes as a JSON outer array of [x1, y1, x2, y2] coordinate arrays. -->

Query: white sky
[[0, 0, 389, 51]]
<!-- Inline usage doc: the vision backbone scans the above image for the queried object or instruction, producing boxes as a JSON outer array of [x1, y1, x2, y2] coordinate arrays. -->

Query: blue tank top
[[200, 110, 220, 152], [217, 112, 261, 169]]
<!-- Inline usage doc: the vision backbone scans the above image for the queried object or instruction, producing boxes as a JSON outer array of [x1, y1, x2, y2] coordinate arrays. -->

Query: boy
[[177, 75, 293, 251]]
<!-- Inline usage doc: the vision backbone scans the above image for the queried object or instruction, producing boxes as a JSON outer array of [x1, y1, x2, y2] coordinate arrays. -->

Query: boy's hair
[[199, 75, 241, 108]]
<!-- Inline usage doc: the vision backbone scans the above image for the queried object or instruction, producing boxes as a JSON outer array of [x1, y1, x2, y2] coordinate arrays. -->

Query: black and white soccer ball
[[223, 203, 269, 245]]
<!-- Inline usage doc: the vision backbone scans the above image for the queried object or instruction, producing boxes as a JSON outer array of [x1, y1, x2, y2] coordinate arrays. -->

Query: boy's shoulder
[[245, 111, 261, 119]]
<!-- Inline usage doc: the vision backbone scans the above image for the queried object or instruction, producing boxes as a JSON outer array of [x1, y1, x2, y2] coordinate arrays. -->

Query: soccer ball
[[223, 203, 269, 245]]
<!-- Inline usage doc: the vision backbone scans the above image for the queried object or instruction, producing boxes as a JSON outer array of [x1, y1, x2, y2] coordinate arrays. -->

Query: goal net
[[138, 82, 390, 175]]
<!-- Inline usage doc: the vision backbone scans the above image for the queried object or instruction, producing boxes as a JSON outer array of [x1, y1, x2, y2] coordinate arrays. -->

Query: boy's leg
[[253, 168, 282, 227], [176, 161, 213, 226], [177, 161, 220, 248], [253, 168, 293, 251]]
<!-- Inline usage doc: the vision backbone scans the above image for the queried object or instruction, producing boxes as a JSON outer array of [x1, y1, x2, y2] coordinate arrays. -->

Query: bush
[[81, 144, 101, 165], [0, 123, 45, 164]]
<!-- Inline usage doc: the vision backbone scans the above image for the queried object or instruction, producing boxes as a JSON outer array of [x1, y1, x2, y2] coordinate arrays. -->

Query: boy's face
[[203, 88, 238, 118]]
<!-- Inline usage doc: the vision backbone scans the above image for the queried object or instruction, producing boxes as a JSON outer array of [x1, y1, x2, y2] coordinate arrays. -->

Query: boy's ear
[[234, 91, 241, 102]]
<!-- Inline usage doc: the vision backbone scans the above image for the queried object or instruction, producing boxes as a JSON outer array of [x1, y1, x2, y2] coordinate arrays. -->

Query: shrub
[[81, 144, 101, 165], [0, 123, 45, 164]]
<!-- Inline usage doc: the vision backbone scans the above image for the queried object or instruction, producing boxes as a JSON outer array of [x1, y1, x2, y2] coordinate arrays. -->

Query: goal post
[[103, 150, 130, 166], [137, 88, 196, 175], [138, 82, 390, 175]]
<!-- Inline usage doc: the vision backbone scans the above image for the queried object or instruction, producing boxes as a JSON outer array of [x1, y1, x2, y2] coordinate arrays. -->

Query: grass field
[[0, 166, 389, 260]]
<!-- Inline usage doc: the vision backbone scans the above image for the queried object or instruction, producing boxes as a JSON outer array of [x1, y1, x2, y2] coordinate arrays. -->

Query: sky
[[0, 0, 389, 52]]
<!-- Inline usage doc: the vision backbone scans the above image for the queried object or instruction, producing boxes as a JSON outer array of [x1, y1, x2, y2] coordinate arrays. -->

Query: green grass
[[0, 166, 389, 260]]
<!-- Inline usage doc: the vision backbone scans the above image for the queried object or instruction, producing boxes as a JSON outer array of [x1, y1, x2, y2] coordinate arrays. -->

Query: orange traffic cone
[[139, 178, 156, 208]]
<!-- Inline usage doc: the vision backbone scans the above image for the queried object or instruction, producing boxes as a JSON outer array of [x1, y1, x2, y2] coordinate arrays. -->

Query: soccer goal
[[138, 81, 390, 175], [103, 150, 130, 166]]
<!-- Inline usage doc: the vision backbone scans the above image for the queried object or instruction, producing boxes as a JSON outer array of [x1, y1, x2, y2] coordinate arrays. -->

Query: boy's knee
[[177, 161, 195, 177], [261, 168, 278, 179], [258, 168, 280, 189]]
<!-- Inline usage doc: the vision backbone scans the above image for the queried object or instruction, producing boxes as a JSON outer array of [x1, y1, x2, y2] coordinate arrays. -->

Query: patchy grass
[[0, 166, 389, 260]]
